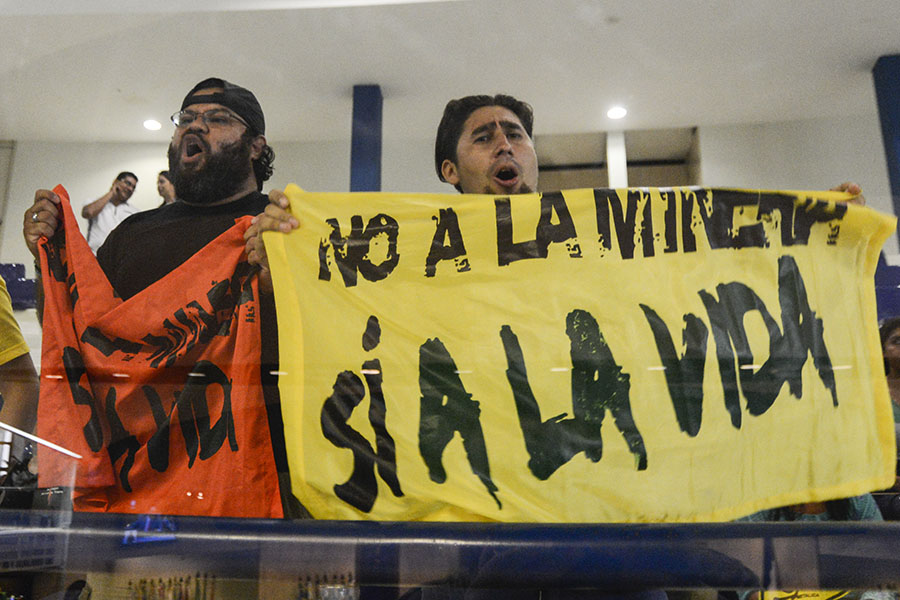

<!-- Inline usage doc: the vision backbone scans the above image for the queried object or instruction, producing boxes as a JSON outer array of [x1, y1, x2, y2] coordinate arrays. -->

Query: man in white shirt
[[82, 171, 139, 254]]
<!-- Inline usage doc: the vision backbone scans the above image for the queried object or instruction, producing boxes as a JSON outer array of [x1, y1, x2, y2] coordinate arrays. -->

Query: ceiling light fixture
[[143, 119, 161, 131], [607, 106, 627, 120]]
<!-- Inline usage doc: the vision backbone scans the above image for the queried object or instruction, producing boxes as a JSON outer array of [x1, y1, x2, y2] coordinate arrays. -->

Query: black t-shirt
[[97, 191, 269, 299], [95, 192, 303, 516]]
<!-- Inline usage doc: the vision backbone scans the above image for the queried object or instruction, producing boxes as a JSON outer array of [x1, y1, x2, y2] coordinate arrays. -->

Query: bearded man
[[109, 79, 274, 297], [22, 78, 303, 518], [24, 78, 274, 297]]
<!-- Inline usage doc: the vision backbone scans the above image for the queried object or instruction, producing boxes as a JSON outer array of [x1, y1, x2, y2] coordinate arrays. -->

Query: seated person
[[874, 318, 900, 519], [880, 317, 900, 422], [0, 274, 38, 435]]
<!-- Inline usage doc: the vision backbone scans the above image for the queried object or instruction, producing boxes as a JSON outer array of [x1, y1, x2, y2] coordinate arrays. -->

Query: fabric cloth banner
[[267, 185, 897, 523], [38, 185, 282, 518], [763, 592, 854, 600]]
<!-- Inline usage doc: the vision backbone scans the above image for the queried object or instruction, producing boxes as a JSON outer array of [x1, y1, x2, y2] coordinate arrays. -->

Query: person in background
[[880, 317, 900, 423], [81, 171, 139, 254], [874, 317, 900, 519], [156, 170, 176, 205], [0, 274, 38, 436], [0, 272, 39, 507]]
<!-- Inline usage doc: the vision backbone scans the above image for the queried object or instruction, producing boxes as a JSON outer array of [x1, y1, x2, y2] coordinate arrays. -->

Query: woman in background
[[156, 170, 176, 206]]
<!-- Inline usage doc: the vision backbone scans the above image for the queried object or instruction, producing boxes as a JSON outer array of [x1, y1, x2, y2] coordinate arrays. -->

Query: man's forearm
[[0, 353, 39, 435], [81, 190, 114, 219]]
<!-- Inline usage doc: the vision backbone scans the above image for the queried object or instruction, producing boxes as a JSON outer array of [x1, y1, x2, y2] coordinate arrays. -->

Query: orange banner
[[38, 185, 282, 518]]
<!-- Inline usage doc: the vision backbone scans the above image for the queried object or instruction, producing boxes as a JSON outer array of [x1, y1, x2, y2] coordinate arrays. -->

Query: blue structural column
[[873, 55, 900, 224], [350, 84, 383, 192]]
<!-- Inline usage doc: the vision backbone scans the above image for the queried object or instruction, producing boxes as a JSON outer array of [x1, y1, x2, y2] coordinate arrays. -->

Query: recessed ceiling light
[[607, 106, 627, 120], [143, 119, 161, 131]]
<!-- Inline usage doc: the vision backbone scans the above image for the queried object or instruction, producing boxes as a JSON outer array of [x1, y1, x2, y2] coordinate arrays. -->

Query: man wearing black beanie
[[23, 78, 304, 518], [25, 77, 276, 298], [97, 77, 276, 297]]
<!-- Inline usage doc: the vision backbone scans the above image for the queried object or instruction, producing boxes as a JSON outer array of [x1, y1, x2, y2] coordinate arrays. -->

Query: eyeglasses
[[170, 109, 249, 129]]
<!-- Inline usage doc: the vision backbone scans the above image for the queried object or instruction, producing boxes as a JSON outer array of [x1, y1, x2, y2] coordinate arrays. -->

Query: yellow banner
[[763, 592, 851, 600], [265, 186, 897, 522]]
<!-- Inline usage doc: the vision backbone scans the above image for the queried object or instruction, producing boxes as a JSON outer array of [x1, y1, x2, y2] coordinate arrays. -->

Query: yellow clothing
[[0, 276, 29, 365]]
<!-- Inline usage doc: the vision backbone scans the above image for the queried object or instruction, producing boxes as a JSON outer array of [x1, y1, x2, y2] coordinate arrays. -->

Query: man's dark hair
[[248, 133, 275, 190], [434, 94, 534, 190], [158, 170, 171, 180], [116, 171, 138, 182]]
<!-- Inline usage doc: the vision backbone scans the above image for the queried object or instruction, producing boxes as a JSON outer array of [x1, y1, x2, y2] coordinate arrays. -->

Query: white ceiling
[[1, 0, 898, 147]]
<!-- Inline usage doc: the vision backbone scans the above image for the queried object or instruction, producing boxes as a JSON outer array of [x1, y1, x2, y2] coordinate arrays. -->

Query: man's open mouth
[[182, 135, 207, 159], [496, 167, 517, 182], [186, 142, 203, 157], [493, 164, 520, 187]]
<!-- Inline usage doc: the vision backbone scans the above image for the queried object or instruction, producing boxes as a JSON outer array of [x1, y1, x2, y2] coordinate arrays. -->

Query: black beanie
[[181, 77, 265, 135]]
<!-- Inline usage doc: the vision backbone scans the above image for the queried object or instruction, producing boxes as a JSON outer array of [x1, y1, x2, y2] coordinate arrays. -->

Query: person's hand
[[111, 178, 126, 201], [23, 189, 62, 259], [830, 181, 865, 206], [244, 189, 300, 293]]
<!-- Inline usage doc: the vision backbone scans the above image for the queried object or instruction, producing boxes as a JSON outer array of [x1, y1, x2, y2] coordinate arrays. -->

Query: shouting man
[[434, 94, 538, 195], [23, 78, 301, 518]]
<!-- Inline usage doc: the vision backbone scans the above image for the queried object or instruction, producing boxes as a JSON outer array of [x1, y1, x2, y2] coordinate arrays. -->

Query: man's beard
[[167, 134, 254, 205]]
